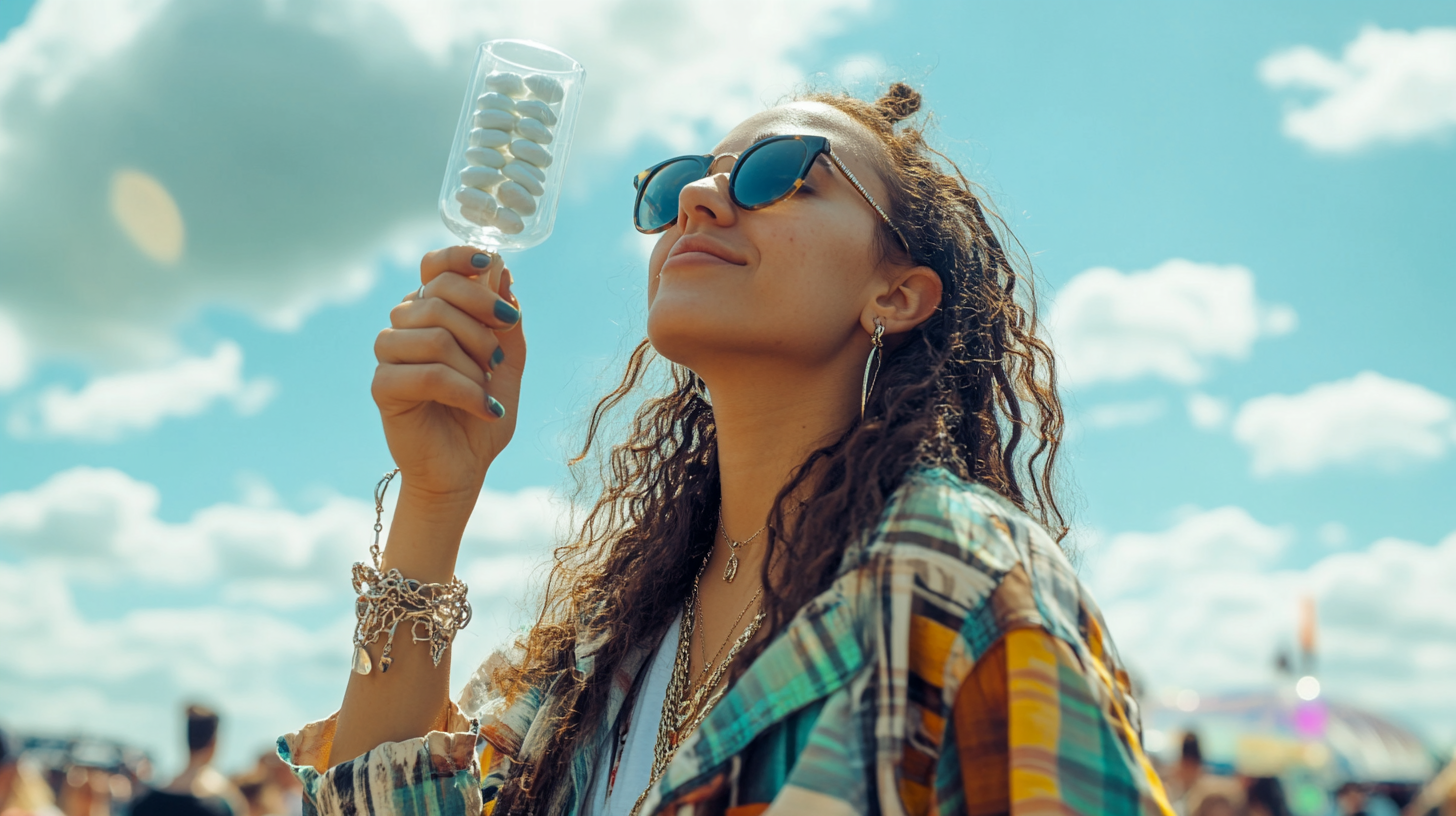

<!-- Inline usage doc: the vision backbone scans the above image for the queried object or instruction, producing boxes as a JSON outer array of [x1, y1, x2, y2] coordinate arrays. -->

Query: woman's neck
[[706, 360, 859, 544]]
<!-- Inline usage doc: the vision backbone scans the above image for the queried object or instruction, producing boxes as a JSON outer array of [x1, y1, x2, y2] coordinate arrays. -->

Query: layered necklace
[[625, 519, 767, 815]]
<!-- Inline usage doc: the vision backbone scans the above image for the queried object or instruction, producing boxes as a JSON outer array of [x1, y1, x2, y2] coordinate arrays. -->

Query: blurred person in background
[[251, 753, 298, 816], [0, 728, 61, 816], [1166, 732, 1207, 814], [131, 706, 244, 816], [59, 766, 114, 816], [1244, 776, 1291, 816], [228, 750, 300, 816], [1339, 782, 1372, 816]]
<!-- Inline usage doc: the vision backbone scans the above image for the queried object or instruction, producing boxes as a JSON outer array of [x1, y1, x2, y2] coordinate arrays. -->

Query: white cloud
[[0, 467, 567, 772], [1047, 259, 1296, 387], [1231, 371, 1456, 476], [1186, 391, 1230, 431], [0, 0, 873, 384], [1084, 509, 1456, 746], [9, 342, 276, 442], [1082, 398, 1166, 430], [1260, 26, 1456, 153]]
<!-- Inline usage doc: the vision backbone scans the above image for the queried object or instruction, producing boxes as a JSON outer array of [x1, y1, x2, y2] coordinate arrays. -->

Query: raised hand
[[372, 246, 526, 505]]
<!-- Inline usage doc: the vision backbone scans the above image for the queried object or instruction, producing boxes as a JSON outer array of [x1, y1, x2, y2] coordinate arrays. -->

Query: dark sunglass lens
[[637, 158, 706, 231], [733, 139, 810, 208]]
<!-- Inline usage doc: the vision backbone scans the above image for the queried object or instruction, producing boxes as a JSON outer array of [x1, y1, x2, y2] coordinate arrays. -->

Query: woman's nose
[[676, 166, 736, 230]]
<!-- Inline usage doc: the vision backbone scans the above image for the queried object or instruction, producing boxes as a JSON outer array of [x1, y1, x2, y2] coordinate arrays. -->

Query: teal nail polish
[[471, 252, 491, 268], [494, 299, 519, 323], [486, 396, 506, 418], [491, 347, 505, 368]]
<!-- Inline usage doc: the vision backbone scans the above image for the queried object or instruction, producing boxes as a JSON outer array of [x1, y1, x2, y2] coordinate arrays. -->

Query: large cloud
[[1083, 508, 1456, 746], [0, 466, 567, 770], [8, 341, 275, 441], [0, 0, 873, 380], [1260, 26, 1456, 154], [1231, 371, 1456, 476], [1047, 259, 1296, 387]]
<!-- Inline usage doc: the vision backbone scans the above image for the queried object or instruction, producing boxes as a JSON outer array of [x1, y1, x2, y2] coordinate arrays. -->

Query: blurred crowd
[[4, 705, 1453, 816], [0, 706, 301, 816], [1156, 732, 1456, 816]]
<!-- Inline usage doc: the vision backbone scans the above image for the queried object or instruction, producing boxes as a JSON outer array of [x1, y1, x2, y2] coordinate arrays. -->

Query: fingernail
[[471, 252, 492, 268], [486, 396, 506, 418], [490, 347, 505, 368], [494, 299, 520, 324]]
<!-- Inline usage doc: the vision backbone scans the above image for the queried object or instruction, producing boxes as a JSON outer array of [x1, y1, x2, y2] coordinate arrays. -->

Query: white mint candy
[[485, 71, 527, 97], [456, 187, 498, 220], [514, 100, 557, 126], [510, 138, 552, 168], [465, 147, 506, 168], [461, 166, 506, 190], [473, 109, 516, 131], [510, 159, 544, 182], [496, 180, 537, 215], [460, 206, 497, 227], [475, 92, 516, 113], [495, 206, 525, 234], [469, 128, 510, 148], [524, 74, 564, 104], [516, 117, 553, 145], [502, 162, 544, 195]]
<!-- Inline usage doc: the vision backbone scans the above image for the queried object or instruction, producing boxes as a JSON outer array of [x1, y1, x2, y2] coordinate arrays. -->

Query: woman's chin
[[647, 307, 739, 365]]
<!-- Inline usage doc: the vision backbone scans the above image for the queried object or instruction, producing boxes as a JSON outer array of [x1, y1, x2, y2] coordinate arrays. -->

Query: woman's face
[[644, 102, 904, 386]]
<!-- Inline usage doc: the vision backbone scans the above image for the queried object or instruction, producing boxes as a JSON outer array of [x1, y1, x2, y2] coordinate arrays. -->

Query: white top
[[583, 610, 681, 816]]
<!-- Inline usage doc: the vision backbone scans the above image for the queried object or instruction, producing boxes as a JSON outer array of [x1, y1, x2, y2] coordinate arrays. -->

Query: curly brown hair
[[490, 82, 1066, 813]]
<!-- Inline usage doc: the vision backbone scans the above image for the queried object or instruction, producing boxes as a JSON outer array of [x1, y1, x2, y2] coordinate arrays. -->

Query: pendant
[[351, 644, 372, 675], [723, 552, 738, 583]]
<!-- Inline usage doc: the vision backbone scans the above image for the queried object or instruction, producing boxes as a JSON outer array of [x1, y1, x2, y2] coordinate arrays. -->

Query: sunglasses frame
[[632, 134, 910, 252]]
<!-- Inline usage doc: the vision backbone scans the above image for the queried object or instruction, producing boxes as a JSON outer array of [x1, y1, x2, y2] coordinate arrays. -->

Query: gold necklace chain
[[696, 584, 763, 679], [630, 563, 765, 816]]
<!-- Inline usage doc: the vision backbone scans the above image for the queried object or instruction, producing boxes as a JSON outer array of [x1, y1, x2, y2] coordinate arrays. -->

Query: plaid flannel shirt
[[281, 467, 1174, 816]]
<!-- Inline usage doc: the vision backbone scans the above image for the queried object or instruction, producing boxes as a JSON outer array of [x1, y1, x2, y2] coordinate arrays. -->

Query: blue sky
[[1, 0, 1453, 775]]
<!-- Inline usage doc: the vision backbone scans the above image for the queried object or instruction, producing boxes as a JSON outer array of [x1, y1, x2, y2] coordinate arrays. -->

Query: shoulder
[[863, 465, 1072, 610], [856, 466, 1113, 671]]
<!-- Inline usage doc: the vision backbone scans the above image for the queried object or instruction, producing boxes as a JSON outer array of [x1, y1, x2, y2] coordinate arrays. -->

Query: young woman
[[279, 84, 1174, 816]]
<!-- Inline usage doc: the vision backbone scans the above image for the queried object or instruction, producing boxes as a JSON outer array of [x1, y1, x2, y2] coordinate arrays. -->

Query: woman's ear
[[865, 265, 942, 337]]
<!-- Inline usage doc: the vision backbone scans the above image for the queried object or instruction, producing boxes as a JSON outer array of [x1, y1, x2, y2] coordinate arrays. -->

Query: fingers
[[492, 268, 526, 374], [412, 270, 520, 332], [375, 327, 489, 386], [372, 363, 502, 422], [421, 246, 506, 293], [389, 296, 502, 372]]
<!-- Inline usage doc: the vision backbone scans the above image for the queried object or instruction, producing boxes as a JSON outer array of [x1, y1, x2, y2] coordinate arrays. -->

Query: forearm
[[329, 480, 478, 765]]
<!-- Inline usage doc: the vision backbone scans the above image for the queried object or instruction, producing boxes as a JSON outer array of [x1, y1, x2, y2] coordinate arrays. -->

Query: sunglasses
[[632, 134, 910, 251]]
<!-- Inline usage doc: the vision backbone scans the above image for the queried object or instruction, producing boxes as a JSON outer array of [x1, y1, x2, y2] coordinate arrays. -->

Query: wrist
[[395, 477, 481, 525], [379, 479, 482, 583]]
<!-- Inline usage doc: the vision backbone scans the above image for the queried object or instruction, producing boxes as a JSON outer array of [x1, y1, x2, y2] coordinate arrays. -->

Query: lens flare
[[110, 169, 185, 264]]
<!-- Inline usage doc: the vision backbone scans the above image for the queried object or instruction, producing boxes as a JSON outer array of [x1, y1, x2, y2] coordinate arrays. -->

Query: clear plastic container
[[438, 40, 585, 252]]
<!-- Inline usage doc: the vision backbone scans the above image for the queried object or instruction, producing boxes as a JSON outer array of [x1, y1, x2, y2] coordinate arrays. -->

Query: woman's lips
[[663, 250, 737, 268], [666, 235, 746, 266]]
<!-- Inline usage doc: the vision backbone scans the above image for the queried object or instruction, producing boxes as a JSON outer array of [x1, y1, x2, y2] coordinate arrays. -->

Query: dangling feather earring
[[861, 319, 884, 419]]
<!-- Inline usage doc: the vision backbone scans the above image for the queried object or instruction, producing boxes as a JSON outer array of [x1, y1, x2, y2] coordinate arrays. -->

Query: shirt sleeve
[[946, 627, 1175, 816], [276, 703, 487, 816]]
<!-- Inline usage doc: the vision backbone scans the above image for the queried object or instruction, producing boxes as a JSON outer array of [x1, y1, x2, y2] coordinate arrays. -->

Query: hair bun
[[875, 82, 922, 124]]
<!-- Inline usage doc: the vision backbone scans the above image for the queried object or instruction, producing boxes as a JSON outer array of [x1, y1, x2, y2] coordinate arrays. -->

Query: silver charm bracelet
[[350, 469, 472, 675]]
